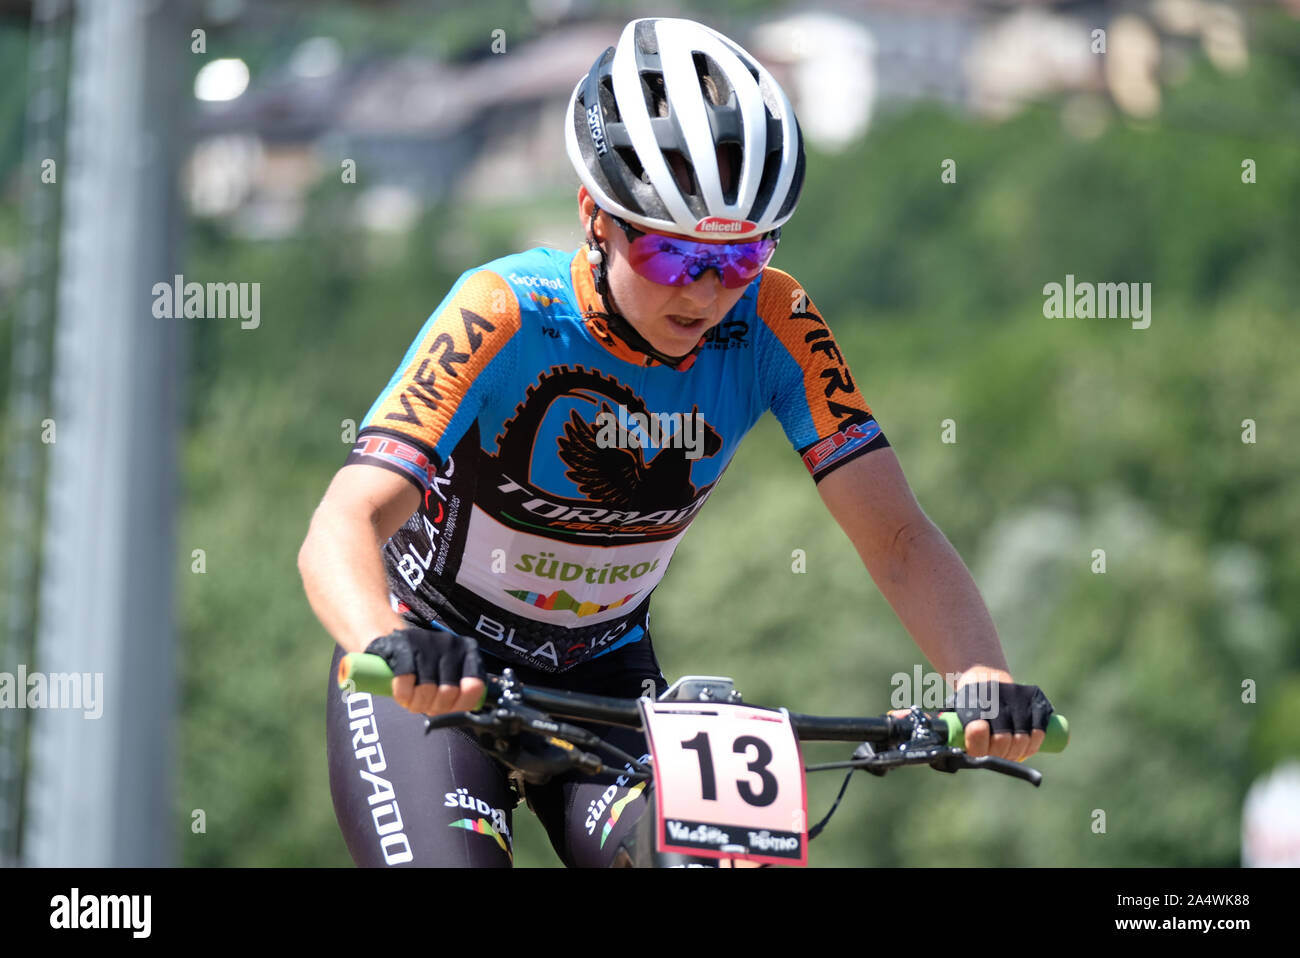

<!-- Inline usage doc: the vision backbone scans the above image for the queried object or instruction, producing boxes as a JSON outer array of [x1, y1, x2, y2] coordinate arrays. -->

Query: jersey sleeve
[[753, 267, 890, 482], [344, 269, 521, 493]]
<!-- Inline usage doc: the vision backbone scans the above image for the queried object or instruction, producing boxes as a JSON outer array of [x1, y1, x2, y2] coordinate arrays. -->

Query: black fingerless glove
[[945, 681, 1054, 735], [364, 626, 483, 687]]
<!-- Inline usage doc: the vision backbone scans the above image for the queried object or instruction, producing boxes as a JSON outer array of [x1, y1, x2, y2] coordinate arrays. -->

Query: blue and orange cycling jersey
[[344, 246, 889, 672]]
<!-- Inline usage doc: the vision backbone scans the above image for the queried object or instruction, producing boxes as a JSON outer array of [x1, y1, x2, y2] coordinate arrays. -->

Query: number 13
[[680, 731, 778, 806]]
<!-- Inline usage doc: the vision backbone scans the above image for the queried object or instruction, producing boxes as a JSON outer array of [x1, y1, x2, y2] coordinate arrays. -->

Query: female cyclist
[[299, 16, 1055, 867]]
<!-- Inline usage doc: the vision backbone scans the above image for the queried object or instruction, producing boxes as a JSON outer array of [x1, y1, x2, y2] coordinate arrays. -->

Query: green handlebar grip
[[337, 653, 489, 710], [338, 652, 397, 696], [938, 712, 1069, 753]]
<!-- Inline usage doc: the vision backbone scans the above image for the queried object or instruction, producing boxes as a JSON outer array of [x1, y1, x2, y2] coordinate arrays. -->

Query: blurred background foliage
[[2, 1, 1297, 867]]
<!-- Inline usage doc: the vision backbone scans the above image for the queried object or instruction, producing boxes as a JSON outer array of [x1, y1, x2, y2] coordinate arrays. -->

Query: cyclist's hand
[[948, 673, 1053, 762], [364, 626, 485, 716]]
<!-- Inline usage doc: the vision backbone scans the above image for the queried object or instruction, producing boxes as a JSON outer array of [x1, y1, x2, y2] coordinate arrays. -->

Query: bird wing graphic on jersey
[[557, 400, 724, 509], [557, 402, 648, 508]]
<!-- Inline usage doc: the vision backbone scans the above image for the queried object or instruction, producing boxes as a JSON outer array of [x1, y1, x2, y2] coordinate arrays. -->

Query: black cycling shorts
[[325, 636, 669, 867]]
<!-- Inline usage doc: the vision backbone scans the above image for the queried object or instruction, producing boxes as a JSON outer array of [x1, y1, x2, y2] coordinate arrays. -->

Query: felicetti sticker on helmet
[[694, 217, 757, 236], [638, 700, 808, 866]]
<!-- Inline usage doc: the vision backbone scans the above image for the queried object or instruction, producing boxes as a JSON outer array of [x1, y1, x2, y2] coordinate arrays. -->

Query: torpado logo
[[694, 216, 757, 235], [509, 273, 564, 291]]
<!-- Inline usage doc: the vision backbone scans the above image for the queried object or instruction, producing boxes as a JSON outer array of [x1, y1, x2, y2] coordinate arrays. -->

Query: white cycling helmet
[[566, 17, 806, 242]]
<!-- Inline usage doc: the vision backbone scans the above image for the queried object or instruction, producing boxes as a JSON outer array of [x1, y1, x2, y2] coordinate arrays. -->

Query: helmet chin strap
[[584, 209, 704, 372]]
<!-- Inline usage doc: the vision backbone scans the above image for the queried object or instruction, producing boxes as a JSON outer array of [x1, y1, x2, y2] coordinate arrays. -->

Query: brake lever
[[929, 752, 1043, 786], [423, 710, 497, 733], [423, 706, 643, 781], [845, 741, 1042, 786], [848, 740, 950, 775], [500, 708, 650, 778], [422, 701, 552, 737]]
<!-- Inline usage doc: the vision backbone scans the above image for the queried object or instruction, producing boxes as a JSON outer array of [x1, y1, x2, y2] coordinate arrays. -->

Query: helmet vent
[[773, 126, 805, 220], [635, 19, 658, 55], [692, 53, 732, 108], [661, 149, 696, 196], [599, 74, 620, 123], [641, 71, 669, 118], [716, 143, 741, 202], [750, 132, 786, 222], [617, 146, 648, 185]]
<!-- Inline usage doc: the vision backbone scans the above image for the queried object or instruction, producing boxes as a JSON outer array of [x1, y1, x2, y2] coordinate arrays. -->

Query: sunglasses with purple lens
[[606, 213, 780, 289]]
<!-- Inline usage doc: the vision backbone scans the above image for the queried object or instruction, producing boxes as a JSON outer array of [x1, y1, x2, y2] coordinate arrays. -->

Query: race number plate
[[638, 700, 808, 866]]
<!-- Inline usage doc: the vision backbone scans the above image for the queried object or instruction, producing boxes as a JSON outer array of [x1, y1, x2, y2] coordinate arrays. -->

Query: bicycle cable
[[806, 768, 856, 842]]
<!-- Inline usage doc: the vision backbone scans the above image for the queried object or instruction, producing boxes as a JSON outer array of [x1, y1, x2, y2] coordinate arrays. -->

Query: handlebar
[[337, 652, 1070, 753]]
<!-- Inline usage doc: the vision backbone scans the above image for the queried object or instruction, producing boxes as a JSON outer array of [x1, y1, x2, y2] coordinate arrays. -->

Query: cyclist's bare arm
[[815, 447, 1041, 761], [298, 463, 418, 653], [297, 463, 483, 714]]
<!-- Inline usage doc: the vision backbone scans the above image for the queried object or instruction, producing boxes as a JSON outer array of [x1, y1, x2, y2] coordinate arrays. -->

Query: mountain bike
[[338, 653, 1070, 867]]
